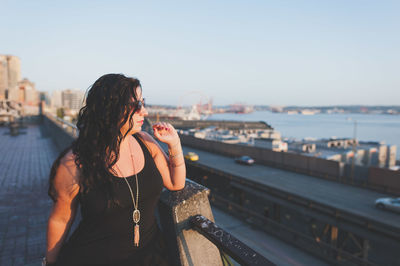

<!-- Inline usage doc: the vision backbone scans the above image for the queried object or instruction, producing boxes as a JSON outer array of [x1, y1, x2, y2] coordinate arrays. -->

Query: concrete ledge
[[42, 115, 75, 152], [159, 179, 223, 266]]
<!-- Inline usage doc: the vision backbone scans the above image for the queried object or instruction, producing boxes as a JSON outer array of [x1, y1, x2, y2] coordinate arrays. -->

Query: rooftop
[[0, 124, 58, 265]]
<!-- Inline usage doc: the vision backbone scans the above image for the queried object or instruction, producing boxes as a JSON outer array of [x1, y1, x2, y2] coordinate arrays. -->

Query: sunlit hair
[[48, 73, 141, 203]]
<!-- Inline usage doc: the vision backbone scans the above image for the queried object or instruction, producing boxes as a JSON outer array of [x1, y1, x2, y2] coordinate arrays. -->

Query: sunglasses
[[132, 98, 146, 112]]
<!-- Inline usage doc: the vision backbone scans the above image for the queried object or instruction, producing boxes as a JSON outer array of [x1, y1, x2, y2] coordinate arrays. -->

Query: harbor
[[145, 105, 400, 167]]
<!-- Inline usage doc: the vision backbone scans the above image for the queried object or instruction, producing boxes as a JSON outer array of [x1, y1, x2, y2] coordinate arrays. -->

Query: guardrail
[[45, 113, 78, 137], [190, 215, 275, 266]]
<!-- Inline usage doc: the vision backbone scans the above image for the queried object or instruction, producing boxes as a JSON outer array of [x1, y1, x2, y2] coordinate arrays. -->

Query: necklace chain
[[114, 137, 139, 219], [114, 136, 141, 246]]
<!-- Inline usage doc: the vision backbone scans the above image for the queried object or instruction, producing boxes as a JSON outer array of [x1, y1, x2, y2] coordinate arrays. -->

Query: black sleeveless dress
[[56, 134, 170, 266]]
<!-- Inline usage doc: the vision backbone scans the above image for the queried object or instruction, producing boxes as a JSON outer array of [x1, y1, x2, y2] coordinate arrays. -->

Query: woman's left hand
[[152, 122, 180, 146]]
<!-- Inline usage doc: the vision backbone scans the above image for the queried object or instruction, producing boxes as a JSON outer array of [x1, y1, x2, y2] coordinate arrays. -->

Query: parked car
[[375, 197, 400, 213], [184, 152, 199, 161], [234, 156, 255, 165]]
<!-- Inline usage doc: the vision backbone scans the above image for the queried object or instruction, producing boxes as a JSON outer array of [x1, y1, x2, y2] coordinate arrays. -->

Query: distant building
[[51, 90, 62, 108], [254, 138, 288, 152], [51, 89, 85, 110], [287, 138, 397, 168], [387, 145, 397, 168], [0, 57, 7, 99], [61, 89, 85, 110], [288, 141, 316, 153], [0, 55, 21, 101], [18, 78, 39, 105], [6, 56, 21, 89]]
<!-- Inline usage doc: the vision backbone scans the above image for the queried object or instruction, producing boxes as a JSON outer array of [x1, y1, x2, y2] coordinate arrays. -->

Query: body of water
[[207, 111, 400, 159]]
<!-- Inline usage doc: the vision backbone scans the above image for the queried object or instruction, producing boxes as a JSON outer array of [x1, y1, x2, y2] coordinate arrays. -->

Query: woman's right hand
[[152, 122, 180, 147]]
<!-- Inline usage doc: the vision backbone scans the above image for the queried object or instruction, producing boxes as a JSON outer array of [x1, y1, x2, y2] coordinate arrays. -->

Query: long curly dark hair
[[49, 73, 142, 203]]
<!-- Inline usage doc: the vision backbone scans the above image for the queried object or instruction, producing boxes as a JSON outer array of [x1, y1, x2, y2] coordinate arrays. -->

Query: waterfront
[[208, 111, 400, 159]]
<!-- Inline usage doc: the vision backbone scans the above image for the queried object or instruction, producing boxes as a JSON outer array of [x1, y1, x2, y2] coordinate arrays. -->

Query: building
[[61, 89, 85, 110], [254, 138, 288, 152], [0, 55, 21, 101], [51, 90, 62, 108], [18, 78, 39, 105], [7, 56, 21, 89], [0, 57, 7, 99], [287, 138, 397, 168], [51, 89, 85, 110]]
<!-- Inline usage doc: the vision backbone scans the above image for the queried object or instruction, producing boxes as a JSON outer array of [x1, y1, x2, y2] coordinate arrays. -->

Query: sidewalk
[[0, 124, 58, 266]]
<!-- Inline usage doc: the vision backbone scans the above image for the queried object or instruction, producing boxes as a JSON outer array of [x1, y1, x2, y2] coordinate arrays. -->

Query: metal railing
[[45, 113, 78, 137], [190, 215, 275, 266]]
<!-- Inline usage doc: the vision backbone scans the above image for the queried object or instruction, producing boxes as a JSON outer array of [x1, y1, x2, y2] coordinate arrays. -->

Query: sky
[[1, 0, 399, 106]]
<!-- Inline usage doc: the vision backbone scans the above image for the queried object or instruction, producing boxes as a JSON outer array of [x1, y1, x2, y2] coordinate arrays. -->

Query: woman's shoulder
[[137, 131, 156, 143], [136, 131, 163, 157], [55, 149, 80, 191], [60, 149, 76, 165]]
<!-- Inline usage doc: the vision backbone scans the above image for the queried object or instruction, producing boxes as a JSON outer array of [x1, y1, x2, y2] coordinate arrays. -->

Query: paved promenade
[[0, 124, 58, 266]]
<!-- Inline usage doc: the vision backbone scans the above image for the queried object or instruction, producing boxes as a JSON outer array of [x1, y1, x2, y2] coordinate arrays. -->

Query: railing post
[[9, 122, 19, 136], [158, 179, 223, 266]]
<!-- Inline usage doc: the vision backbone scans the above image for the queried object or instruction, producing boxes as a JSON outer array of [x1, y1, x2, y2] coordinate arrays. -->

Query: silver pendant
[[133, 209, 140, 224]]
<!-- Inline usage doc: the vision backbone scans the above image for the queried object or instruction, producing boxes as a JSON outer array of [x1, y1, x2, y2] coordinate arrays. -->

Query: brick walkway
[[0, 124, 59, 266]]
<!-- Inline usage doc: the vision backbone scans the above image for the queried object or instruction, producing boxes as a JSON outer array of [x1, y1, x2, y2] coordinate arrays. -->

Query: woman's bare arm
[[46, 151, 80, 263], [139, 130, 186, 191]]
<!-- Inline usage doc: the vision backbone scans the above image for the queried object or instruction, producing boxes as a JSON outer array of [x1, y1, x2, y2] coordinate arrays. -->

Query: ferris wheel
[[175, 91, 213, 120]]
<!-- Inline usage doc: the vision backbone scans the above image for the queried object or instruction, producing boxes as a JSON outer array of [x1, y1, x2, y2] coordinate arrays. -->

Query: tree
[[56, 108, 65, 119]]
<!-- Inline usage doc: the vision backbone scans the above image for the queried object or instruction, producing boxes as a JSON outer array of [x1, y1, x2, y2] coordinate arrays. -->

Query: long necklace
[[115, 138, 140, 247]]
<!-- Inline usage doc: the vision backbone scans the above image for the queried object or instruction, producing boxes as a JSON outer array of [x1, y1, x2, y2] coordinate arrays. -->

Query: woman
[[44, 74, 186, 266]]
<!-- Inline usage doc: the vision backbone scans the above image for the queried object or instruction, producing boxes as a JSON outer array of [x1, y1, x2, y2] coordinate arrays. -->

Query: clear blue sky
[[1, 0, 399, 106]]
